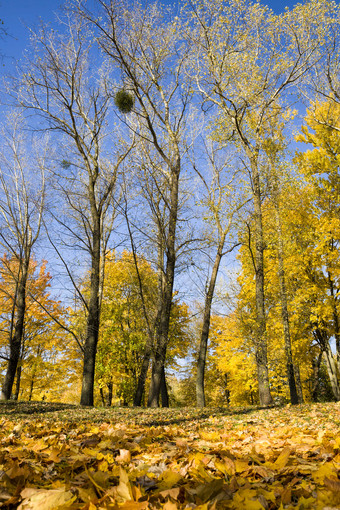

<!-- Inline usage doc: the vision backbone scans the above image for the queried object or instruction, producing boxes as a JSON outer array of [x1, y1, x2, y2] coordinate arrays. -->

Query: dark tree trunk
[[160, 366, 169, 407], [100, 387, 105, 406], [196, 235, 225, 407], [294, 364, 304, 403], [28, 377, 34, 401], [14, 363, 22, 401], [148, 159, 180, 408], [80, 220, 101, 406], [250, 156, 273, 406], [311, 352, 323, 402], [1, 257, 30, 401], [107, 381, 113, 406], [134, 337, 152, 407]]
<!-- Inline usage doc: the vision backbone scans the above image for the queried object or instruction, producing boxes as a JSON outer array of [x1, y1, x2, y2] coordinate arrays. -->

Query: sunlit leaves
[[0, 402, 340, 508]]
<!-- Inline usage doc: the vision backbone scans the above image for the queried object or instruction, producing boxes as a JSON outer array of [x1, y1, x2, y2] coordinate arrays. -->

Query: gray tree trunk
[[196, 235, 225, 407], [80, 219, 101, 406], [148, 159, 180, 408]]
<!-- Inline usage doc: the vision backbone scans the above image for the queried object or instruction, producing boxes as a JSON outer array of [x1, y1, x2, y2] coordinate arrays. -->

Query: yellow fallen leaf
[[235, 459, 249, 473], [119, 502, 149, 509], [116, 467, 134, 502], [158, 470, 182, 490], [163, 500, 179, 510], [312, 462, 338, 484], [47, 447, 62, 463], [18, 488, 76, 510], [274, 446, 292, 469], [215, 456, 235, 476]]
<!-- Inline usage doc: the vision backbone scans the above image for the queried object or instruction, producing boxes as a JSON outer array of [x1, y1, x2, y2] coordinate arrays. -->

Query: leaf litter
[[0, 402, 339, 509]]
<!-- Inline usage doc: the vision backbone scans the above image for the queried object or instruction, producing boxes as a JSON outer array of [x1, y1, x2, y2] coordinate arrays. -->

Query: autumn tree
[[83, 0, 193, 407], [295, 100, 340, 398], [0, 113, 45, 401], [0, 257, 70, 401], [11, 8, 133, 406], [193, 140, 247, 407], [187, 0, 332, 406]]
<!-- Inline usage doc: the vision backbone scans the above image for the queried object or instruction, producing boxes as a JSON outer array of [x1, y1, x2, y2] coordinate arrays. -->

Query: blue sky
[[1, 0, 300, 71]]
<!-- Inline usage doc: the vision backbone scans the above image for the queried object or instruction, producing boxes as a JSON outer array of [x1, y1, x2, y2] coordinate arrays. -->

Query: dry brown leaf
[[324, 477, 340, 492]]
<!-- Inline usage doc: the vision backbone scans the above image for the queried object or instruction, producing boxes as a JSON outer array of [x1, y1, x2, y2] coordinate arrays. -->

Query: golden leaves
[[0, 403, 340, 508]]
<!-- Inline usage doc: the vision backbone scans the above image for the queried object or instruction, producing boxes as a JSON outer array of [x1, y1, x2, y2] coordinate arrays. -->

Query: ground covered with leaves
[[0, 402, 339, 509]]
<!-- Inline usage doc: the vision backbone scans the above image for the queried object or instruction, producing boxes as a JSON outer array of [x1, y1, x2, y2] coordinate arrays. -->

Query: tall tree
[[194, 141, 246, 407], [11, 9, 133, 406], [0, 113, 45, 400], [187, 0, 330, 405], [83, 0, 193, 406]]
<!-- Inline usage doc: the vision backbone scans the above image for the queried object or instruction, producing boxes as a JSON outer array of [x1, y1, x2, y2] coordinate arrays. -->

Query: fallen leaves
[[0, 402, 339, 508]]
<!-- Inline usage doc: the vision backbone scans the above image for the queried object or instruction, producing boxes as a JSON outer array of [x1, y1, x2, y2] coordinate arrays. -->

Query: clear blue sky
[[1, 0, 300, 70]]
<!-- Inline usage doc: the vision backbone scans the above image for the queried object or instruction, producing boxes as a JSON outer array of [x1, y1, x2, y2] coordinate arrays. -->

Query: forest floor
[[0, 402, 339, 509]]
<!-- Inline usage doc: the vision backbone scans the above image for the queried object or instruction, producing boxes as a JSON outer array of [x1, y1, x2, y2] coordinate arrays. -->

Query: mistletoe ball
[[114, 90, 134, 114]]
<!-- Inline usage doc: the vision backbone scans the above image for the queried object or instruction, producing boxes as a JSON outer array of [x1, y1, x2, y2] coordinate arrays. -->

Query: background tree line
[[0, 0, 340, 407]]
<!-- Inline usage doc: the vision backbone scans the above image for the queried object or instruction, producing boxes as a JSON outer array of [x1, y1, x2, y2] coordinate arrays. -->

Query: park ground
[[0, 402, 339, 509]]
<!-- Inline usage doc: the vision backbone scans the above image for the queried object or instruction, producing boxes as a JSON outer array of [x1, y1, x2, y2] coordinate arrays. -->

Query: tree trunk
[[294, 364, 304, 403], [328, 271, 340, 370], [323, 345, 340, 401], [28, 376, 34, 401], [134, 337, 152, 406], [107, 381, 113, 406], [160, 367, 169, 407], [313, 326, 340, 401], [80, 222, 101, 406], [274, 192, 299, 404], [1, 257, 30, 401], [14, 363, 22, 401], [196, 236, 225, 407], [251, 155, 273, 406], [148, 159, 180, 408], [311, 352, 323, 402], [100, 387, 105, 406]]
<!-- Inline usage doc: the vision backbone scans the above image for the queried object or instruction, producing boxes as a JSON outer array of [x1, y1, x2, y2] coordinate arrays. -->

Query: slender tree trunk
[[196, 235, 225, 407], [28, 377, 34, 401], [148, 159, 180, 408], [80, 220, 101, 406], [14, 364, 22, 401], [1, 257, 30, 401], [273, 193, 299, 404], [134, 337, 152, 406], [294, 364, 304, 403], [311, 352, 323, 402], [160, 367, 169, 407], [100, 387, 105, 406], [107, 381, 113, 406], [250, 155, 273, 406]]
